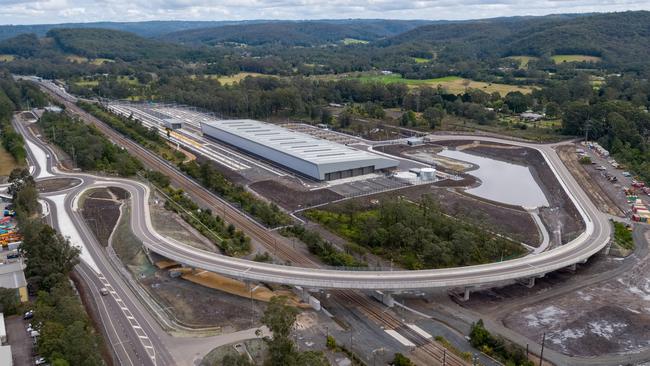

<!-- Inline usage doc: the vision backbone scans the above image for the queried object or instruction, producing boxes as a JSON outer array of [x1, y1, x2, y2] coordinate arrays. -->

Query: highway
[[17, 97, 611, 291]]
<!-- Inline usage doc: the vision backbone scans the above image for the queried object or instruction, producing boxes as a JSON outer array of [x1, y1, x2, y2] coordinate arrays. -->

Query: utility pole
[[539, 332, 546, 366]]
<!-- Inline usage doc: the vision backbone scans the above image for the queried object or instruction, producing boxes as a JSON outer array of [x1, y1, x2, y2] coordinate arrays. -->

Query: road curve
[[21, 112, 611, 290]]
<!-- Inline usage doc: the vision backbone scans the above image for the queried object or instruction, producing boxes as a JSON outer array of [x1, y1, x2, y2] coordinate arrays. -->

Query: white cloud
[[0, 0, 648, 24]]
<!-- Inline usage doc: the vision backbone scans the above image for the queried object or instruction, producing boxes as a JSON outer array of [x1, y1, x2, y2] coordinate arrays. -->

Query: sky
[[0, 0, 649, 25]]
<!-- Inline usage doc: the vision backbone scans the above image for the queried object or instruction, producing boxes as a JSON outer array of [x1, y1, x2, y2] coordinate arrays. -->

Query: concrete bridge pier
[[294, 286, 322, 311], [463, 287, 471, 301], [372, 290, 395, 307], [517, 275, 544, 288]]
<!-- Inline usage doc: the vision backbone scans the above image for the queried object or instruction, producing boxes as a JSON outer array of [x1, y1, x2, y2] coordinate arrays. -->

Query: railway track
[[42, 87, 468, 365], [333, 290, 469, 366], [48, 93, 317, 268]]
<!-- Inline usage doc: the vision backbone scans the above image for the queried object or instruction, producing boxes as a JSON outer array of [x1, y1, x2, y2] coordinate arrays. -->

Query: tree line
[[37, 111, 142, 176], [7, 168, 104, 365], [0, 71, 47, 164]]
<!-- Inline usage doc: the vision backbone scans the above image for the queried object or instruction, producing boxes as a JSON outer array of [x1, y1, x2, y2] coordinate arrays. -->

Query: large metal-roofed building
[[201, 119, 398, 180]]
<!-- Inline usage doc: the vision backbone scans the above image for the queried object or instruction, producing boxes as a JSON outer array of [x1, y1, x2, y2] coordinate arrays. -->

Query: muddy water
[[439, 149, 549, 208]]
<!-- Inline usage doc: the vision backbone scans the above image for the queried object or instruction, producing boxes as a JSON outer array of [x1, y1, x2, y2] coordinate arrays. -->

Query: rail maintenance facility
[[201, 119, 398, 180]]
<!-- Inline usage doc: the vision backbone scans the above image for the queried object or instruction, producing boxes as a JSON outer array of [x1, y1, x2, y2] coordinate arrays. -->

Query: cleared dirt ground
[[556, 144, 625, 216], [81, 188, 123, 247], [81, 187, 265, 331], [249, 177, 342, 211], [464, 228, 650, 357], [36, 177, 82, 193]]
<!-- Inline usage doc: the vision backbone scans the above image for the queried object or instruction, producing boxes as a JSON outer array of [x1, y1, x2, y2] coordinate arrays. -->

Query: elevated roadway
[[19, 111, 611, 291]]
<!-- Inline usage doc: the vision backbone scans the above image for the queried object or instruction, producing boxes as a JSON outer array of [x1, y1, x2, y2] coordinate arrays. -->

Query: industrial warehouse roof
[[202, 119, 395, 166]]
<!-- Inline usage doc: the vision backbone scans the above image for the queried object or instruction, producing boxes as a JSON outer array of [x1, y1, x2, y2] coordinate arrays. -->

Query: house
[[520, 111, 544, 121]]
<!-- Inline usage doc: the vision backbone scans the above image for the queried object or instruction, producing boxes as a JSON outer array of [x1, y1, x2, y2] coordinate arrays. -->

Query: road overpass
[[18, 110, 612, 291]]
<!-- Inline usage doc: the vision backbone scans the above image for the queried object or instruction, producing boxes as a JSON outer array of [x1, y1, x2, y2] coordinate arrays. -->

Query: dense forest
[[0, 71, 47, 163], [37, 112, 142, 175], [306, 196, 526, 269], [161, 20, 432, 46], [0, 12, 649, 181]]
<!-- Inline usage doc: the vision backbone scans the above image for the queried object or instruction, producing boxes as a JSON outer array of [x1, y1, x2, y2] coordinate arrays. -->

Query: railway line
[[29, 79, 612, 365], [31, 80, 611, 292], [42, 88, 316, 269], [333, 290, 468, 366], [36, 83, 472, 364]]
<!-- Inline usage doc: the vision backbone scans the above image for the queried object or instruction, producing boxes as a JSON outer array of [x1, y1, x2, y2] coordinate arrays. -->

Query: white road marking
[[385, 329, 416, 347]]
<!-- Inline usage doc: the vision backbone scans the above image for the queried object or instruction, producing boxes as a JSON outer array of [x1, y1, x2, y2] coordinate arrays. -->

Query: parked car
[[23, 310, 34, 320], [34, 356, 46, 365], [623, 171, 632, 177]]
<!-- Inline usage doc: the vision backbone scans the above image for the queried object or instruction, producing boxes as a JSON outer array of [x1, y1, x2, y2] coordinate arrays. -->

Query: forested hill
[[0, 20, 256, 41], [160, 20, 433, 46], [0, 28, 197, 61], [385, 11, 650, 68], [42, 28, 189, 61]]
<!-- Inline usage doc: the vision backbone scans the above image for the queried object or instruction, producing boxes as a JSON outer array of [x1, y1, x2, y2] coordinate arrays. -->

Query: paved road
[[15, 95, 611, 291], [18, 114, 274, 366], [70, 143, 611, 290]]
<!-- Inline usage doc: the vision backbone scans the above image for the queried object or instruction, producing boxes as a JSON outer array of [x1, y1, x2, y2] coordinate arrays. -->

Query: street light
[[250, 284, 261, 328], [371, 347, 385, 366]]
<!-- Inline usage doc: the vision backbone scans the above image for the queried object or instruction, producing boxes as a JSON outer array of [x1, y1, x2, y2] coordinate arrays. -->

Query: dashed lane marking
[[97, 273, 156, 364]]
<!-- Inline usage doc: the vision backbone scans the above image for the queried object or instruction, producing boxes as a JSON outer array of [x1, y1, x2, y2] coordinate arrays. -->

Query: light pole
[[372, 347, 385, 366], [250, 284, 260, 328]]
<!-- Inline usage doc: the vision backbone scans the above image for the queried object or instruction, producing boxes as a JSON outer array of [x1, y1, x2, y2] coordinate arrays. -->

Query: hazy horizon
[[1, 1, 649, 25]]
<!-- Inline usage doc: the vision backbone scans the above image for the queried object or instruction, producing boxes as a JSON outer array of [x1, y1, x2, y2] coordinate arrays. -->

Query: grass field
[[342, 38, 369, 45], [413, 57, 431, 63], [75, 80, 100, 87], [0, 145, 19, 176], [552, 54, 602, 64], [194, 72, 271, 85], [90, 58, 114, 65], [356, 74, 533, 95], [0, 55, 15, 62], [506, 56, 539, 68]]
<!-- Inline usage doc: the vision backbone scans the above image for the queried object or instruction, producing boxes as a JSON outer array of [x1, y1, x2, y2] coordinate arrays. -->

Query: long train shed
[[200, 119, 398, 180]]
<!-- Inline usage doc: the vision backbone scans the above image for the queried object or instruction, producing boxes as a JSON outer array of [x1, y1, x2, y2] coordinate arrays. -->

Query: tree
[[422, 106, 445, 129], [220, 353, 253, 366], [338, 110, 352, 128], [504, 92, 530, 113], [261, 296, 327, 366], [400, 110, 417, 127], [321, 109, 332, 125], [0, 288, 19, 315], [390, 353, 414, 366]]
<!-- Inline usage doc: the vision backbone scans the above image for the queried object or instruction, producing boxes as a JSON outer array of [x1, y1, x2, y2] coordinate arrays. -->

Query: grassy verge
[[613, 221, 634, 250], [0, 144, 19, 176], [434, 336, 473, 362]]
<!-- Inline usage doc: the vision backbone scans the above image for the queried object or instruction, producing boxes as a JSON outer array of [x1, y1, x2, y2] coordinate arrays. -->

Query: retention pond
[[438, 149, 549, 208]]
